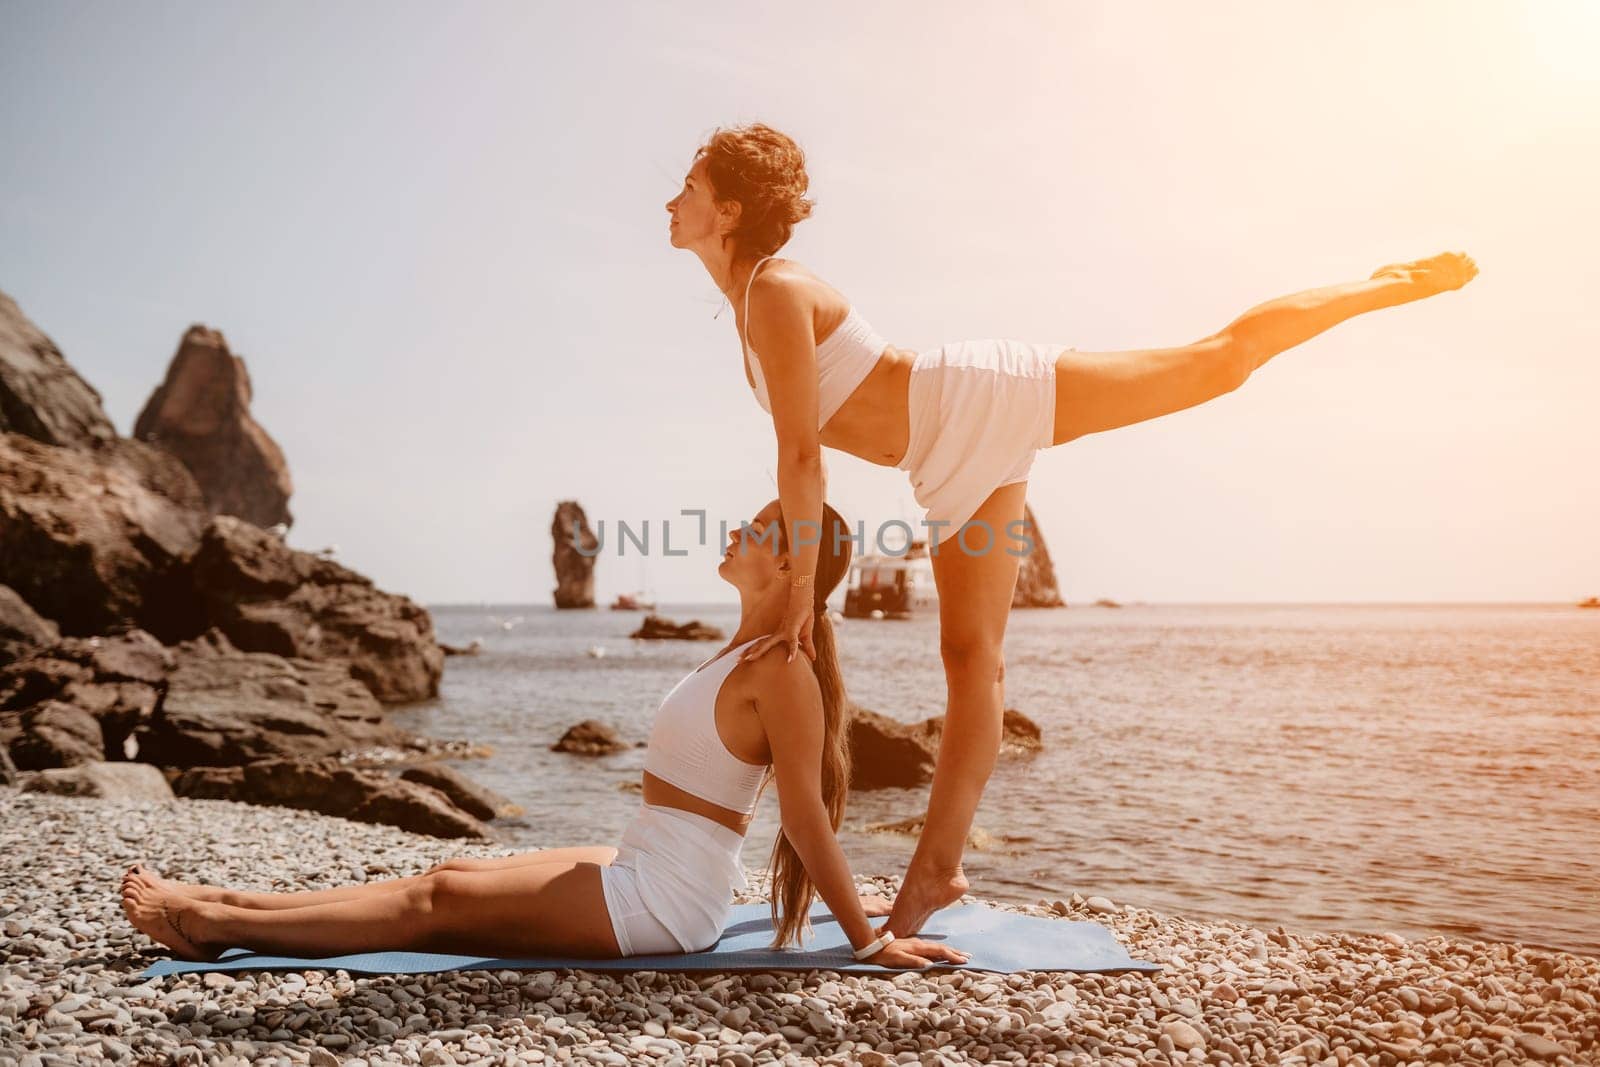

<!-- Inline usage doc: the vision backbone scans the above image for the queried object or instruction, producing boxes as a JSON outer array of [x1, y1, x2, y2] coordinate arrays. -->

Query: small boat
[[609, 592, 656, 611], [1579, 597, 1600, 609], [843, 542, 938, 619]]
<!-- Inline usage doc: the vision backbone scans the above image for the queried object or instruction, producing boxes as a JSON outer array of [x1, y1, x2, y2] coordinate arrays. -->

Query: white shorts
[[598, 803, 749, 956], [896, 339, 1065, 547]]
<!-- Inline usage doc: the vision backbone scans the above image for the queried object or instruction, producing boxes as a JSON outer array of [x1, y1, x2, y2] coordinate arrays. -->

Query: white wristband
[[852, 929, 895, 960]]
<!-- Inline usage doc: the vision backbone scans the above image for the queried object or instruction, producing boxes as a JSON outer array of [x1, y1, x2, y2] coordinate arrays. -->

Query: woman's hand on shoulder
[[740, 586, 816, 664]]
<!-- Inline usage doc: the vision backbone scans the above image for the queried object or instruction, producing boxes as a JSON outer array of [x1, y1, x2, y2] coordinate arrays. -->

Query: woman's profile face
[[717, 499, 786, 589], [665, 156, 728, 250]]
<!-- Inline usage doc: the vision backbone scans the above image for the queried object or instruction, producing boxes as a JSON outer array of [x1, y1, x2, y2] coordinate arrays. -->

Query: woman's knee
[[939, 635, 1005, 681], [413, 869, 465, 916]]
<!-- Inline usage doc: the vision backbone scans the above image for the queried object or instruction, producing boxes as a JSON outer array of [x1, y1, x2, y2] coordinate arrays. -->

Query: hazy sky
[[4, 1, 1596, 605]]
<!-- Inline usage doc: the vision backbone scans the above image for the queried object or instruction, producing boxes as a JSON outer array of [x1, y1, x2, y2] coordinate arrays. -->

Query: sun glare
[[1521, 0, 1600, 88]]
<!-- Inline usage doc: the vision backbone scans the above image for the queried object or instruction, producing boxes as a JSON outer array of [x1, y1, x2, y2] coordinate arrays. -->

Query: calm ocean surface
[[395, 603, 1599, 958]]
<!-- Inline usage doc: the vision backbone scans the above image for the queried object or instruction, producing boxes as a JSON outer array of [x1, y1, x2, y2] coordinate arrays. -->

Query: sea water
[[394, 602, 1599, 956]]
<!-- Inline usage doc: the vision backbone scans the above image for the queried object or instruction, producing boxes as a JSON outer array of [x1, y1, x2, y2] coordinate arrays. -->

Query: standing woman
[[665, 122, 1477, 940]]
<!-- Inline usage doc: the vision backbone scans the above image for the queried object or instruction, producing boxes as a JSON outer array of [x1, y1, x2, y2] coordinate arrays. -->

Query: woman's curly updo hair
[[693, 123, 815, 259]]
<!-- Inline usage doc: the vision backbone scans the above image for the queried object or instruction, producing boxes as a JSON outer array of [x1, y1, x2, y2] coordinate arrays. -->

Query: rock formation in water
[[552, 500, 598, 608], [847, 705, 1042, 791], [629, 614, 724, 640], [1012, 502, 1066, 608], [551, 719, 628, 756], [133, 325, 294, 530]]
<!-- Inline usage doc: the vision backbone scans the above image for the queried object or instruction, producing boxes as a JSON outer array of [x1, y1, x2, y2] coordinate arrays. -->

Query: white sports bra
[[641, 635, 770, 817], [741, 254, 889, 428]]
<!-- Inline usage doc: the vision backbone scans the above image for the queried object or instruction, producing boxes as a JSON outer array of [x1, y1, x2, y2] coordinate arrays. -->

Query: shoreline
[[1, 790, 1594, 1066]]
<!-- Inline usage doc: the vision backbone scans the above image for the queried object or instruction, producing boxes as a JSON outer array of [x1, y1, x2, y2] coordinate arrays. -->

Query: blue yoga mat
[[142, 900, 1161, 978]]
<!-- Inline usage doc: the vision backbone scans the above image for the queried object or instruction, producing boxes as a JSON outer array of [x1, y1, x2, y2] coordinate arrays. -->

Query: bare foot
[[121, 871, 221, 961], [1369, 250, 1478, 297], [883, 863, 970, 937], [122, 863, 220, 903]]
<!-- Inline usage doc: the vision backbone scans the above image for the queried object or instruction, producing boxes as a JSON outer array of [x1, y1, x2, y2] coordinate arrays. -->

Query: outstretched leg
[[122, 847, 618, 911], [884, 480, 1030, 938], [121, 861, 622, 961], [1048, 256, 1476, 446]]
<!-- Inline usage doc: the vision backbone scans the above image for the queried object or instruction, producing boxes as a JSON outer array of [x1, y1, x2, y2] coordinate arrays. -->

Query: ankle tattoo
[[162, 900, 194, 946]]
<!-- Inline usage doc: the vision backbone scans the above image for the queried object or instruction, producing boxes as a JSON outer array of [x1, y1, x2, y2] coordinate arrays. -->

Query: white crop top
[[641, 635, 771, 816], [741, 254, 889, 428]]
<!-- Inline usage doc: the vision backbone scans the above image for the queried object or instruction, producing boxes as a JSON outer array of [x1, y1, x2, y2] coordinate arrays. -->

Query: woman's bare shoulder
[[735, 646, 821, 701], [747, 258, 847, 327]]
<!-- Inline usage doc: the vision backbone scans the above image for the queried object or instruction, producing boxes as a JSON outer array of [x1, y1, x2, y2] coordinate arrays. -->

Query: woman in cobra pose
[[665, 122, 1478, 940], [120, 498, 966, 970]]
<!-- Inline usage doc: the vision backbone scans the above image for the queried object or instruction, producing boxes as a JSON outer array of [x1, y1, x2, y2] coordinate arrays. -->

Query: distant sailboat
[[610, 554, 658, 611]]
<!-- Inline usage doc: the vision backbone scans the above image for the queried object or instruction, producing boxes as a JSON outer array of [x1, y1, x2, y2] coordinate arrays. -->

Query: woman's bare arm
[[742, 271, 824, 661], [748, 654, 878, 951]]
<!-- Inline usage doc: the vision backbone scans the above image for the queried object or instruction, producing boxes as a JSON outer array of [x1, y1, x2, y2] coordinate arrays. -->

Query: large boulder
[[399, 762, 521, 821], [551, 500, 597, 608], [846, 706, 937, 790], [0, 584, 61, 666], [0, 289, 117, 450], [0, 433, 206, 635], [847, 705, 1043, 791], [1012, 503, 1065, 608], [0, 629, 173, 768], [170, 756, 492, 839], [19, 760, 174, 801], [132, 628, 412, 766], [133, 325, 293, 531], [178, 515, 443, 703], [7, 701, 106, 769]]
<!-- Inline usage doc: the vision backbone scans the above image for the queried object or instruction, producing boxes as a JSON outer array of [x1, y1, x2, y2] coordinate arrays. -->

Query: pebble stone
[[1, 789, 1596, 1065]]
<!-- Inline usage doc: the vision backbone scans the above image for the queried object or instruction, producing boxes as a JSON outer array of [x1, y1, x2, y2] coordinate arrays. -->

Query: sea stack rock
[[552, 500, 598, 608], [0, 289, 117, 450], [133, 325, 294, 530], [1012, 503, 1066, 608]]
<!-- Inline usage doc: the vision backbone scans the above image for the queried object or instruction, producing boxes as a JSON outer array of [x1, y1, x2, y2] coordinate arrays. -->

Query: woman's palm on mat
[[870, 935, 970, 968]]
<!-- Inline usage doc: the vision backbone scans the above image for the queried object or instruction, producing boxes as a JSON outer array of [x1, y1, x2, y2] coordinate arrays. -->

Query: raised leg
[[1050, 334, 1245, 446], [1047, 260, 1476, 446], [122, 847, 618, 911], [121, 861, 623, 961], [884, 480, 1030, 938]]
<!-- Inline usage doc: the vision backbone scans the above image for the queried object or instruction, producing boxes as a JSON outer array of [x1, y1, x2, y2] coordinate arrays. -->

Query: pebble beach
[[2, 790, 1595, 1066]]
